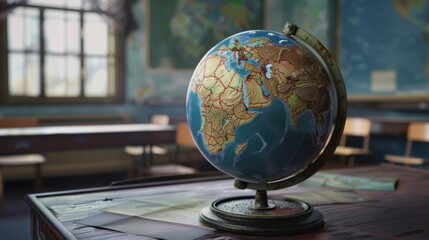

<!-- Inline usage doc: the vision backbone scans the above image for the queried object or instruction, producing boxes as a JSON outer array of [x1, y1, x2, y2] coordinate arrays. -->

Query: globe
[[186, 29, 339, 184]]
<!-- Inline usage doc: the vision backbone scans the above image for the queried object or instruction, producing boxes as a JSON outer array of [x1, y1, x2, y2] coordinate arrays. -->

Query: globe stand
[[199, 190, 324, 235], [198, 23, 347, 236]]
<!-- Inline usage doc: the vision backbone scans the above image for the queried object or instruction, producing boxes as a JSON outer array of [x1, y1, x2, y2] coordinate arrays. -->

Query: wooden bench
[[0, 118, 46, 208], [0, 154, 45, 207]]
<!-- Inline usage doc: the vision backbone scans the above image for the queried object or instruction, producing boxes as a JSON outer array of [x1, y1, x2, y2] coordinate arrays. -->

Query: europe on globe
[[186, 30, 337, 184]]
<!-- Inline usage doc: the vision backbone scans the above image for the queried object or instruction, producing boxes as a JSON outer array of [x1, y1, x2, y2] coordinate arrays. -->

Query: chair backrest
[[340, 117, 371, 150], [150, 114, 170, 125], [405, 122, 429, 156], [0, 118, 38, 128], [175, 122, 196, 148]]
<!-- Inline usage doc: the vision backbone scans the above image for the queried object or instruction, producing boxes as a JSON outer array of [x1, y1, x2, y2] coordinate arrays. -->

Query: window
[[0, 0, 124, 104]]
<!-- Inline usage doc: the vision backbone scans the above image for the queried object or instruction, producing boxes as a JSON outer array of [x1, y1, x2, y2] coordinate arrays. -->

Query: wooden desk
[[26, 165, 429, 239], [0, 124, 176, 155]]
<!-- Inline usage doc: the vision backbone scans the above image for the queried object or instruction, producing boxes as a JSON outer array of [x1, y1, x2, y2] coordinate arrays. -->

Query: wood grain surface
[[26, 165, 429, 239]]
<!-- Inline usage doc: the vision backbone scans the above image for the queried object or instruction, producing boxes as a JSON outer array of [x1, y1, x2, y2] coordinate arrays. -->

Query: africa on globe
[[186, 29, 337, 184]]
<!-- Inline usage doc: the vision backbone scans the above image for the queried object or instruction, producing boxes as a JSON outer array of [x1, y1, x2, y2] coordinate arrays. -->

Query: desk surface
[[26, 165, 429, 240], [0, 123, 175, 155]]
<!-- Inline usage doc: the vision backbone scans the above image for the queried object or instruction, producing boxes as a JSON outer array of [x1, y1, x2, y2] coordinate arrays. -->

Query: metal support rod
[[254, 190, 269, 210]]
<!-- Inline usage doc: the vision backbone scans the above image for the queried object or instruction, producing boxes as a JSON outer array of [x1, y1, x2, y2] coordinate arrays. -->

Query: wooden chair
[[0, 118, 46, 208], [385, 122, 429, 167], [173, 122, 201, 171], [124, 115, 170, 156], [124, 114, 170, 177], [144, 122, 200, 177], [125, 117, 198, 177], [334, 117, 371, 166]]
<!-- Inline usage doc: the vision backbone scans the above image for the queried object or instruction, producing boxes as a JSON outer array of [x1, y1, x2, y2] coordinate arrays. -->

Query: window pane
[[45, 10, 65, 53], [85, 57, 108, 97], [8, 9, 24, 50], [82, 0, 93, 10], [46, 55, 80, 97], [8, 53, 40, 96], [84, 0, 119, 11], [66, 0, 82, 9], [88, 0, 113, 11], [25, 8, 40, 51], [29, 0, 65, 7], [8, 53, 24, 95], [66, 12, 80, 53], [8, 7, 39, 51], [45, 11, 79, 53], [26, 54, 41, 96], [84, 13, 108, 55], [65, 56, 80, 96], [45, 55, 65, 96]]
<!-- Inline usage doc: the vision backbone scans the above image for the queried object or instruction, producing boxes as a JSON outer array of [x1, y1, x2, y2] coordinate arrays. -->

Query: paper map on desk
[[77, 211, 213, 240], [284, 190, 377, 205], [103, 195, 209, 226], [300, 172, 398, 191], [77, 195, 215, 240], [77, 190, 377, 240]]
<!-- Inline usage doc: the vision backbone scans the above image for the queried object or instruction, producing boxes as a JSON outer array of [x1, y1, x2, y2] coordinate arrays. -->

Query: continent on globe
[[187, 30, 336, 183]]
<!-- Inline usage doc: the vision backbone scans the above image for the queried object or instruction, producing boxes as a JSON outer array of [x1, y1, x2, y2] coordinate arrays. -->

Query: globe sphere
[[186, 30, 337, 183]]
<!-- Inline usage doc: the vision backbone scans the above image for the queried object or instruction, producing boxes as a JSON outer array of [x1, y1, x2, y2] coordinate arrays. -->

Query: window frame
[[0, 3, 125, 105]]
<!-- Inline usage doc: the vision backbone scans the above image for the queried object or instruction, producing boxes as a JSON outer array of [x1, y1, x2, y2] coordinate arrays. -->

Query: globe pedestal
[[199, 190, 324, 235]]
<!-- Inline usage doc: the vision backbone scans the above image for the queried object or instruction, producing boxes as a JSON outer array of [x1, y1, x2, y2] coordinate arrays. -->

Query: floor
[[0, 159, 373, 239]]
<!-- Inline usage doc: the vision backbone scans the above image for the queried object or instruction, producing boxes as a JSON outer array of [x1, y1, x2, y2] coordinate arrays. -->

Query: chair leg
[[193, 151, 201, 172], [188, 151, 196, 171], [339, 156, 347, 165], [174, 146, 180, 165], [348, 156, 356, 167], [141, 145, 151, 176], [0, 167, 3, 209], [127, 156, 135, 178], [34, 164, 43, 192], [148, 145, 154, 166]]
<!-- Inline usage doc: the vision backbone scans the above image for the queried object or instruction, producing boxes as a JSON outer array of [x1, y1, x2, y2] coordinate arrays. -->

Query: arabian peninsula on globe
[[187, 30, 337, 183]]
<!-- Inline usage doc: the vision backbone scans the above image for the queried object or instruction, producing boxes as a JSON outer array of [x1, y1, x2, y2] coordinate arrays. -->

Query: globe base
[[199, 195, 324, 236]]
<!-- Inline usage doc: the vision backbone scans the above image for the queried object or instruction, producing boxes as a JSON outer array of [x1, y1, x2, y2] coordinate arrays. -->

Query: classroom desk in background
[[0, 124, 176, 155], [26, 165, 429, 240]]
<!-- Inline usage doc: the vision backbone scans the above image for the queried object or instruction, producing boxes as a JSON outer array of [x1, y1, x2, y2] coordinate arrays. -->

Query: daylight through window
[[2, 0, 122, 103]]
